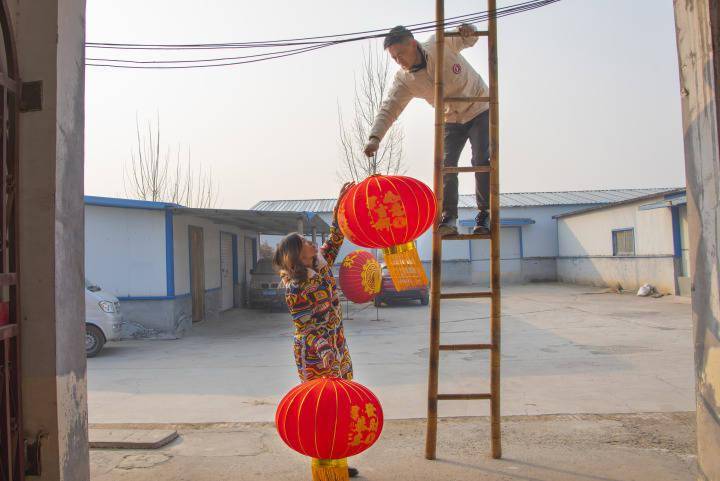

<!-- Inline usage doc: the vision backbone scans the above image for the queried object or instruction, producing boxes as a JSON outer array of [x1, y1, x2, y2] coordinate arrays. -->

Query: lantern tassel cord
[[312, 458, 349, 481], [382, 242, 428, 291]]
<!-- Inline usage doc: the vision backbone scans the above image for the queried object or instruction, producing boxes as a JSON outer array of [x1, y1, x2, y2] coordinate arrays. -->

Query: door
[[0, 4, 22, 478], [189, 226, 205, 322], [243, 237, 256, 306], [470, 227, 522, 281], [220, 232, 235, 311]]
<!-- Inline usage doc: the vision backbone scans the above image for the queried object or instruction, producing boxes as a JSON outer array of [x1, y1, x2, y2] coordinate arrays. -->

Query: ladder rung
[[442, 233, 490, 241], [442, 166, 491, 174], [440, 291, 492, 300], [439, 343, 493, 351], [445, 31, 489, 37], [437, 393, 492, 401], [444, 96, 490, 103]]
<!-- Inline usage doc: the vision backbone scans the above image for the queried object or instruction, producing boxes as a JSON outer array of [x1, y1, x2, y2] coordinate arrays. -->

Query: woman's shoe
[[349, 467, 359, 478]]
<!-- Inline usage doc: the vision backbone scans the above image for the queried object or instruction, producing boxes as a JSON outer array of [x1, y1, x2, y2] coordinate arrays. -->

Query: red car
[[374, 266, 430, 307]]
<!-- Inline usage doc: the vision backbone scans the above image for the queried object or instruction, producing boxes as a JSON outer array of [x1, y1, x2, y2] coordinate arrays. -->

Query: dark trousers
[[442, 110, 490, 219]]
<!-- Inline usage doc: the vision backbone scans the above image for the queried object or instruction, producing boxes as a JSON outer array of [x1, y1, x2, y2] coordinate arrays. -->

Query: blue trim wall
[[119, 287, 222, 302], [165, 210, 175, 297], [460, 217, 535, 227], [671, 206, 682, 258], [118, 295, 175, 301], [462, 224, 525, 260], [85, 195, 180, 211]]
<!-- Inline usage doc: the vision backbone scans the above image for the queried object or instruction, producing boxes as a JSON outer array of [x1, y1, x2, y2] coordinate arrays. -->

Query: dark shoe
[[349, 467, 359, 478], [438, 215, 458, 236], [473, 210, 490, 235]]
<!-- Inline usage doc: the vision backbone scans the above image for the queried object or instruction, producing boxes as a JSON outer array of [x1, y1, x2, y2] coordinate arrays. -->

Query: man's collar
[[409, 45, 427, 73]]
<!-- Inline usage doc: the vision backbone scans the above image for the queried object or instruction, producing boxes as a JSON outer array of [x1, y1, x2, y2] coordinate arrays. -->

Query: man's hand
[[364, 137, 380, 157], [458, 24, 474, 38]]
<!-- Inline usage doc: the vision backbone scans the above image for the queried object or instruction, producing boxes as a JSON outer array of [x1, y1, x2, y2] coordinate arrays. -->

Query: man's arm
[[364, 75, 413, 156]]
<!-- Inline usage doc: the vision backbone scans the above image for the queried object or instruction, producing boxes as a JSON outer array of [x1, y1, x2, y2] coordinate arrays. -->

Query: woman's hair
[[273, 233, 309, 283]]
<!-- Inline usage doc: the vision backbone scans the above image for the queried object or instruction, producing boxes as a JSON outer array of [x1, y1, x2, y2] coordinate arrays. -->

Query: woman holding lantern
[[273, 182, 360, 479]]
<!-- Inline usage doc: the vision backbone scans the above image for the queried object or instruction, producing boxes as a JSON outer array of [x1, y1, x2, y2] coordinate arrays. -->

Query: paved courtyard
[[88, 283, 694, 424], [90, 413, 697, 481]]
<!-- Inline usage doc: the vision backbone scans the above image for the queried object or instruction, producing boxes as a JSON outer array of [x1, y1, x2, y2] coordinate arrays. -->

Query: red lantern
[[339, 250, 382, 304], [276, 377, 384, 460], [338, 175, 436, 291]]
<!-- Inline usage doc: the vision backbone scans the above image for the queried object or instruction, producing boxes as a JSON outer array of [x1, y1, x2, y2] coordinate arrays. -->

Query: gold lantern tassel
[[382, 242, 428, 291], [311, 458, 349, 481]]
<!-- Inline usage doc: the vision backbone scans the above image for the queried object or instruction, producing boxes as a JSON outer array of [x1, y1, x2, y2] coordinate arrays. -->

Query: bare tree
[[124, 116, 219, 208], [338, 45, 406, 182]]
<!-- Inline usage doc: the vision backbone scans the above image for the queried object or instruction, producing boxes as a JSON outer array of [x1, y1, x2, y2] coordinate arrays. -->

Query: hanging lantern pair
[[337, 175, 436, 291], [276, 377, 384, 481]]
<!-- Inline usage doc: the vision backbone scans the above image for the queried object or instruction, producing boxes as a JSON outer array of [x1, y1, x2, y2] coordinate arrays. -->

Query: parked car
[[85, 279, 123, 357], [248, 259, 285, 309], [374, 266, 429, 307]]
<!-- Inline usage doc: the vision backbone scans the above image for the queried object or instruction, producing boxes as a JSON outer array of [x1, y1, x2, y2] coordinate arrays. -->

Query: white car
[[85, 279, 123, 357]]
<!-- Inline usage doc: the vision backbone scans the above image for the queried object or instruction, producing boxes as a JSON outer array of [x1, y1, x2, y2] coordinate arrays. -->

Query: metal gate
[[0, 1, 22, 479]]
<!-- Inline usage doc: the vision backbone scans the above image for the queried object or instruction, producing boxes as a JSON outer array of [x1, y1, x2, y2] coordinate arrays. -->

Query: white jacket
[[369, 27, 489, 141]]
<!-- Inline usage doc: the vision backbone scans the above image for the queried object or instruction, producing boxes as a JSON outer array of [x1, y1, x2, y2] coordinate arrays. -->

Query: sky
[[85, 0, 685, 209]]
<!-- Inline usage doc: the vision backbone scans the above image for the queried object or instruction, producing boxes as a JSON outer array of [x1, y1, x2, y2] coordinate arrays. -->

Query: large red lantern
[[337, 175, 436, 291], [276, 378, 383, 479], [339, 250, 382, 304]]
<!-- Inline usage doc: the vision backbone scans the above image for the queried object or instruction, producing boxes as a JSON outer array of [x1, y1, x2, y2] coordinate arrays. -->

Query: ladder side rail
[[488, 0, 502, 460], [425, 0, 446, 461]]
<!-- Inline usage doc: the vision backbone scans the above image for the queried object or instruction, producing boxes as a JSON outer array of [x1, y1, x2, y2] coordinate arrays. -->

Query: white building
[[252, 188, 678, 285], [556, 189, 688, 295], [84, 196, 329, 338], [85, 188, 687, 340]]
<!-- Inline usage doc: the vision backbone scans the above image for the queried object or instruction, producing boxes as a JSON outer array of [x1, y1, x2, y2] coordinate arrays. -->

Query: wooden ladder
[[426, 0, 501, 460]]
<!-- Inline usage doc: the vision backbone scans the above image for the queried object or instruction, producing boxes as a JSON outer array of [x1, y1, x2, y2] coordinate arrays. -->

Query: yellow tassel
[[382, 242, 428, 291], [311, 458, 349, 481]]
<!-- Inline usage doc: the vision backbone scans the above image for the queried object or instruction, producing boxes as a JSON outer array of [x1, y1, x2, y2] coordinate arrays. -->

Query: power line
[[87, 1, 558, 68], [88, 43, 336, 65], [86, 1, 550, 50], [86, 0, 560, 69], [85, 8, 494, 50]]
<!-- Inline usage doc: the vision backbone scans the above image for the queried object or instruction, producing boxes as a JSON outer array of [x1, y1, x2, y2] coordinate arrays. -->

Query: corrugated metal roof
[[252, 199, 339, 213], [554, 188, 686, 219], [171, 208, 330, 235], [252, 188, 680, 212]]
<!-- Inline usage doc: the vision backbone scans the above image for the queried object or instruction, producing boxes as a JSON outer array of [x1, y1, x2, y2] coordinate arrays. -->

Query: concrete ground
[[88, 283, 694, 424], [90, 412, 697, 481]]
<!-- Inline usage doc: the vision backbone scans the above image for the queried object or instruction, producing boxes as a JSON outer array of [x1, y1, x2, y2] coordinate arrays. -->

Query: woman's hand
[[333, 182, 355, 222]]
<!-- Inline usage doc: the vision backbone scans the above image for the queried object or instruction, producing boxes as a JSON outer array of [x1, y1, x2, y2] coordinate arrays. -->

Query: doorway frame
[[188, 225, 205, 323], [219, 230, 238, 311], [0, 0, 22, 478]]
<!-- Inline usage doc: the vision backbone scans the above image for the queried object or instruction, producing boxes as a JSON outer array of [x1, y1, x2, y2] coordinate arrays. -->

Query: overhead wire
[[86, 0, 560, 69], [86, 1, 548, 50]]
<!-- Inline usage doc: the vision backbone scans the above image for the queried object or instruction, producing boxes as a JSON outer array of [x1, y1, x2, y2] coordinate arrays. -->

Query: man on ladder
[[363, 24, 491, 236]]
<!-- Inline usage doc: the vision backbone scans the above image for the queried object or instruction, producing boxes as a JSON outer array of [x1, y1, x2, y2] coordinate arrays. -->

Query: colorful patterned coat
[[284, 223, 353, 382]]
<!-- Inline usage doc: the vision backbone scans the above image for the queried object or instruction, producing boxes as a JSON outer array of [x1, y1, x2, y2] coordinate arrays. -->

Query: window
[[612, 229, 635, 256]]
